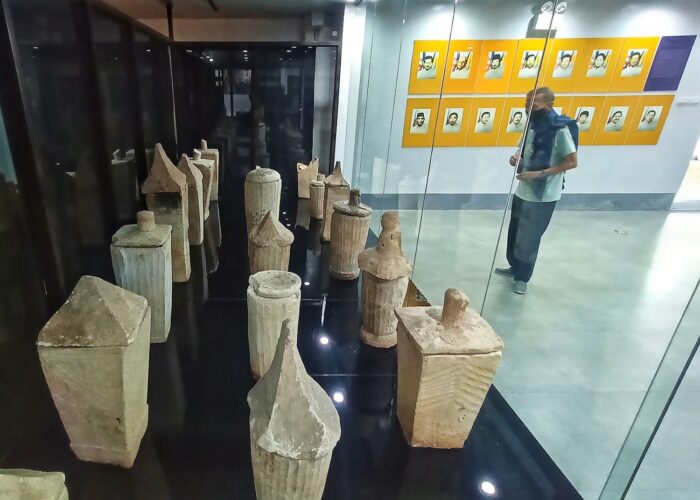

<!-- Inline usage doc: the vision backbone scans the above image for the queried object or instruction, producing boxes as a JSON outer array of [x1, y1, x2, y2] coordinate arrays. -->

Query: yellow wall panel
[[408, 40, 449, 95], [509, 39, 547, 94], [609, 37, 660, 92], [473, 40, 518, 94], [442, 40, 482, 95], [626, 94, 674, 145], [465, 97, 506, 146], [402, 98, 439, 148], [434, 98, 472, 147], [594, 95, 641, 145]]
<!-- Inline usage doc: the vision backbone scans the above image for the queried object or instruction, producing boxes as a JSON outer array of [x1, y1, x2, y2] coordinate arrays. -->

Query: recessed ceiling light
[[32, 46, 39, 50], [186, 49, 192, 53], [319, 335, 329, 345], [480, 481, 496, 496], [332, 392, 345, 403]]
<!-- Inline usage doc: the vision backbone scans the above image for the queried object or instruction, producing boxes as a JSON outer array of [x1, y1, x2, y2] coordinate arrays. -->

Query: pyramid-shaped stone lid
[[249, 211, 294, 247], [296, 157, 319, 173], [176, 154, 203, 183], [246, 165, 280, 184], [37, 276, 149, 348], [248, 321, 341, 459], [333, 189, 372, 217], [142, 143, 186, 194], [112, 211, 172, 248], [310, 174, 325, 187], [249, 271, 301, 299], [0, 469, 67, 499], [324, 161, 349, 187], [395, 289, 503, 356], [359, 211, 412, 280]]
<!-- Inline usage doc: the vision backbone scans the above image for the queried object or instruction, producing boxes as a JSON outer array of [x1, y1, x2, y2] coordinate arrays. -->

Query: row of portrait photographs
[[417, 48, 647, 82], [402, 94, 674, 148]]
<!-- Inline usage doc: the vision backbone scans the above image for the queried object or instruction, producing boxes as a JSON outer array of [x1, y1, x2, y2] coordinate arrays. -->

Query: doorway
[[672, 135, 700, 210]]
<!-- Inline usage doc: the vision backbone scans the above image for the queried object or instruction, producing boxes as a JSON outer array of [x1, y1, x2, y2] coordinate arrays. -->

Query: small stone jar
[[245, 166, 281, 234], [321, 161, 350, 241], [249, 211, 294, 274], [309, 174, 325, 220], [329, 189, 372, 280]]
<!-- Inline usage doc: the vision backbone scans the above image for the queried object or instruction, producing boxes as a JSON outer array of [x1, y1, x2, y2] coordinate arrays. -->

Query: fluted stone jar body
[[360, 273, 409, 348], [329, 192, 372, 280], [245, 167, 281, 233], [309, 176, 325, 220]]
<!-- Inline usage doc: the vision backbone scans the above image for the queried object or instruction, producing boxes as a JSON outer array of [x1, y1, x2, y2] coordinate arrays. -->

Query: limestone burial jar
[[247, 271, 301, 378], [0, 469, 69, 500], [395, 289, 503, 448], [297, 157, 319, 199], [200, 139, 220, 201], [329, 189, 372, 280], [248, 322, 341, 500], [244, 166, 281, 234], [142, 143, 190, 282], [176, 154, 204, 245], [358, 211, 412, 348], [37, 276, 151, 467], [321, 161, 350, 241], [111, 210, 173, 344], [249, 211, 294, 274], [309, 174, 325, 220], [192, 149, 214, 220]]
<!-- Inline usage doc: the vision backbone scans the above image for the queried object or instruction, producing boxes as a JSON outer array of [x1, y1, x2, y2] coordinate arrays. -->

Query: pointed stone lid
[[176, 154, 203, 184], [142, 143, 186, 194], [249, 270, 301, 299], [333, 189, 372, 217], [0, 469, 67, 499], [324, 161, 349, 187], [193, 149, 202, 161], [395, 288, 503, 356], [249, 211, 294, 247], [246, 165, 280, 184], [296, 157, 319, 173], [359, 211, 412, 280], [248, 321, 341, 459], [310, 174, 325, 187], [37, 276, 149, 347], [112, 211, 172, 248]]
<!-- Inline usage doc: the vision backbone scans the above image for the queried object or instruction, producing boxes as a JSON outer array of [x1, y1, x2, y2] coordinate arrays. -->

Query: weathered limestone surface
[[111, 211, 173, 344], [0, 469, 69, 500], [309, 174, 325, 220], [176, 154, 204, 245], [249, 211, 294, 274], [192, 149, 214, 220], [329, 189, 372, 280], [296, 157, 319, 199], [248, 322, 340, 500], [321, 162, 350, 241], [245, 166, 281, 234], [396, 289, 503, 448], [247, 271, 301, 378], [142, 143, 190, 282], [358, 212, 412, 348], [200, 139, 220, 201], [37, 276, 150, 467]]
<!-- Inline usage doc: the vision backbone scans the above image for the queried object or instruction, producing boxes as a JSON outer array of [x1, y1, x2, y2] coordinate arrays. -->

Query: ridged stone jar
[[176, 154, 204, 245], [309, 174, 325, 220], [249, 211, 294, 274], [245, 166, 281, 234], [321, 161, 350, 241], [199, 139, 220, 201], [248, 322, 340, 500], [358, 211, 412, 348], [396, 289, 504, 448], [329, 189, 372, 280], [111, 210, 173, 343], [192, 149, 214, 220], [247, 271, 301, 379]]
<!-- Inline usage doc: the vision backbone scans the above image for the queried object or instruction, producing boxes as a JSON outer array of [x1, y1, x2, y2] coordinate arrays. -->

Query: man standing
[[495, 87, 578, 294]]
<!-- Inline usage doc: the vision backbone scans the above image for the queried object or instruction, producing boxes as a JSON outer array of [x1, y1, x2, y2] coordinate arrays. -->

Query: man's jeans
[[506, 195, 557, 283]]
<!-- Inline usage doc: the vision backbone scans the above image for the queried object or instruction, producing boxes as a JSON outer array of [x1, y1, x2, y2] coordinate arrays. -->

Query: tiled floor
[[400, 208, 700, 498]]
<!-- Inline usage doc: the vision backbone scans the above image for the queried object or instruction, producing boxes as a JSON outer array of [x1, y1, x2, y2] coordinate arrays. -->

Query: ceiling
[[101, 0, 348, 19]]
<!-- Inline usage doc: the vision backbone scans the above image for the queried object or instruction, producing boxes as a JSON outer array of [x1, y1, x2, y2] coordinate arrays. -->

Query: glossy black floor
[[0, 170, 582, 498]]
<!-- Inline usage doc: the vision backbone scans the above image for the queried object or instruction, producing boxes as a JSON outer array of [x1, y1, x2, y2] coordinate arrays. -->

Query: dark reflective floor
[[0, 170, 582, 498]]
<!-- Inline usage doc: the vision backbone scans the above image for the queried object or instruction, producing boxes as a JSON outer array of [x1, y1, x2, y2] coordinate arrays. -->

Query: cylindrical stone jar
[[329, 189, 372, 280], [247, 271, 301, 378], [245, 166, 281, 234], [309, 174, 325, 220], [249, 211, 294, 274]]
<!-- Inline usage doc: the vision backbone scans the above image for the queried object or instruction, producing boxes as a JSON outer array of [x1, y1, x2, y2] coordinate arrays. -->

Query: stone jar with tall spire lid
[[296, 157, 319, 199], [395, 288, 503, 448], [248, 321, 341, 500], [309, 174, 325, 220], [321, 161, 350, 241], [176, 154, 204, 246], [199, 139, 220, 201], [248, 210, 294, 274], [244, 166, 281, 234], [192, 148, 214, 220], [358, 211, 412, 348], [329, 189, 372, 280]]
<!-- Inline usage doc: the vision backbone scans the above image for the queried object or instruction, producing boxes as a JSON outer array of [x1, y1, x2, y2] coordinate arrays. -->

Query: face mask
[[529, 108, 548, 120]]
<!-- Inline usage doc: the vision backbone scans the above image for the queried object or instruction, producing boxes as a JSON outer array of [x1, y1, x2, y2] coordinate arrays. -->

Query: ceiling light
[[332, 392, 345, 403], [32, 46, 39, 50], [286, 49, 291, 53], [186, 49, 192, 53], [303, 281, 310, 286], [319, 335, 329, 345], [480, 481, 496, 496]]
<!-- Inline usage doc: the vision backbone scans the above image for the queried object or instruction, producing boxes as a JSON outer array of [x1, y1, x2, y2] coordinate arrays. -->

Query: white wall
[[350, 0, 700, 197]]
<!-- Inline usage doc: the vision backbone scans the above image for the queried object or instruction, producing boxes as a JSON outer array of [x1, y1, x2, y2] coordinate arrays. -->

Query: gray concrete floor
[[383, 208, 700, 499]]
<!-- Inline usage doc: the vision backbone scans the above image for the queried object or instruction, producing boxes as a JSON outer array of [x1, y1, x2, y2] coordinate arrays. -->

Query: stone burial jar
[[395, 288, 503, 449], [247, 271, 301, 379], [176, 154, 204, 246], [249, 211, 294, 274], [199, 139, 220, 201], [0, 469, 69, 500], [192, 149, 214, 220], [309, 174, 325, 220], [111, 210, 173, 344], [244, 166, 281, 234], [358, 211, 412, 348], [248, 321, 341, 500], [37, 276, 151, 467], [322, 161, 350, 241], [296, 157, 319, 199], [329, 189, 372, 280], [142, 143, 190, 283]]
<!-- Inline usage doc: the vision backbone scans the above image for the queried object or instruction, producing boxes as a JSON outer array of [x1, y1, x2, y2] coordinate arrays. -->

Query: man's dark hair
[[525, 53, 536, 61], [629, 51, 642, 59], [480, 111, 491, 119], [416, 112, 425, 118], [512, 111, 523, 118], [594, 51, 607, 60], [561, 53, 572, 62], [491, 53, 502, 62], [423, 54, 434, 62], [578, 110, 590, 118]]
